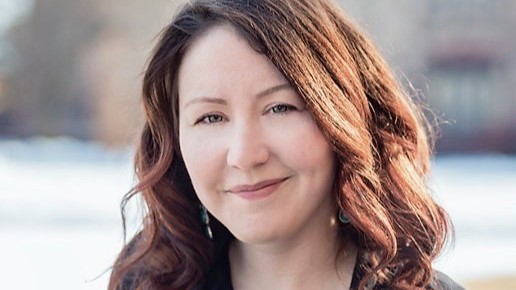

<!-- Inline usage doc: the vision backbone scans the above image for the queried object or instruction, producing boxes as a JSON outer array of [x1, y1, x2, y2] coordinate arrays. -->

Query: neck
[[229, 222, 357, 290]]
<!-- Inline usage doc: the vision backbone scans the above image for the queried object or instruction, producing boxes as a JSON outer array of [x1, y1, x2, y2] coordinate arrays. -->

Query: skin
[[178, 24, 356, 290]]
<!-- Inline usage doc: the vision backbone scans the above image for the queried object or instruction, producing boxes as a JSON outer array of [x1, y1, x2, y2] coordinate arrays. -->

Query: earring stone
[[338, 210, 350, 224], [200, 205, 213, 239]]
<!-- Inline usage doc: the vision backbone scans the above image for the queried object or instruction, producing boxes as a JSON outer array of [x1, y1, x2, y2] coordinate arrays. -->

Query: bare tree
[[2, 0, 102, 138]]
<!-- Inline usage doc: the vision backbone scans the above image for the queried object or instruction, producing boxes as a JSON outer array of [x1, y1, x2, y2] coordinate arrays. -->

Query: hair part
[[109, 1, 452, 289]]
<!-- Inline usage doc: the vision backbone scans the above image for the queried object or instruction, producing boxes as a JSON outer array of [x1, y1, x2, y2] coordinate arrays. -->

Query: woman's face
[[178, 24, 336, 244]]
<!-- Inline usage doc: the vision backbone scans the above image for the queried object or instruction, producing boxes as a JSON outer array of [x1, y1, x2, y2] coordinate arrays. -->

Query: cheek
[[179, 130, 226, 199], [270, 116, 334, 170]]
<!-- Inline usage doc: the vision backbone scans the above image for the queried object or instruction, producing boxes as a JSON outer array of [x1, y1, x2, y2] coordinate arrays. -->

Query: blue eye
[[195, 114, 224, 125], [270, 104, 296, 114]]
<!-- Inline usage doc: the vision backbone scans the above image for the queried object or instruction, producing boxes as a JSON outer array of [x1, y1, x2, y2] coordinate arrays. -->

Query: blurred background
[[0, 0, 514, 289]]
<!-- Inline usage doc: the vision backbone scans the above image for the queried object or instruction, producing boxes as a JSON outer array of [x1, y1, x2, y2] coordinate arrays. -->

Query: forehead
[[177, 24, 288, 104]]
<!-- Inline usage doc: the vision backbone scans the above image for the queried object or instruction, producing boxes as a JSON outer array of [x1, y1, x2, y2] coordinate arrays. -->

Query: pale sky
[[0, 0, 32, 35]]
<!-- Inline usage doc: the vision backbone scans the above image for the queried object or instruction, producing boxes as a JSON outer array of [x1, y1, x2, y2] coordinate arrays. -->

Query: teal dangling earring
[[199, 205, 213, 239], [338, 210, 350, 224]]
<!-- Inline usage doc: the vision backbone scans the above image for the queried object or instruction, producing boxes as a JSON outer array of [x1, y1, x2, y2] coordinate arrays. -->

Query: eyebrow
[[255, 83, 291, 99], [183, 83, 291, 109]]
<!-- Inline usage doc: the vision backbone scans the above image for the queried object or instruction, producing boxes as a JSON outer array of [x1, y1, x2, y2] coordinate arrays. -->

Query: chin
[[231, 227, 286, 245]]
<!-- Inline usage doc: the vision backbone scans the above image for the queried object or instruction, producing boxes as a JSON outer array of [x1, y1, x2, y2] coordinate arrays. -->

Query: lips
[[227, 177, 289, 200], [228, 177, 288, 193]]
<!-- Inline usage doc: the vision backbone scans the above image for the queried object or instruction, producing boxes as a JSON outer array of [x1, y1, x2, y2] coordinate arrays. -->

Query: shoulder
[[371, 270, 466, 290], [430, 271, 466, 290]]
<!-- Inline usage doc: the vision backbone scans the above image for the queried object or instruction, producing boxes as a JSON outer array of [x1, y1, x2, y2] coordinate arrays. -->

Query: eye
[[268, 104, 296, 115], [195, 114, 225, 125]]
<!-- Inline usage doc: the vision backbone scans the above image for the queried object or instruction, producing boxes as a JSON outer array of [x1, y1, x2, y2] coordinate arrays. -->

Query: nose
[[226, 122, 270, 171]]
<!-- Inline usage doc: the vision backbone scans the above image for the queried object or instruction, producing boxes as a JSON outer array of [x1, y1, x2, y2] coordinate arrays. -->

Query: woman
[[109, 0, 464, 289]]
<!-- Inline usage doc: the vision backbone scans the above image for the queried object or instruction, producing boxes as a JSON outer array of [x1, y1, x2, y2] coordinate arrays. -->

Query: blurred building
[[0, 69, 5, 116], [0, 0, 515, 152], [1, 0, 101, 140], [80, 0, 181, 145], [339, 0, 516, 153], [0, 69, 4, 100], [0, 0, 179, 145]]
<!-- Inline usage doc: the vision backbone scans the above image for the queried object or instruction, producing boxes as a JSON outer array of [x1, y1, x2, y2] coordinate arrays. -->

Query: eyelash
[[268, 104, 297, 115], [195, 114, 224, 125], [194, 104, 297, 126]]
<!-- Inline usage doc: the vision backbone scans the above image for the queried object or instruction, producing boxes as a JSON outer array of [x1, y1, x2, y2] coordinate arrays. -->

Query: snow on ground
[[0, 138, 515, 290], [430, 155, 516, 281]]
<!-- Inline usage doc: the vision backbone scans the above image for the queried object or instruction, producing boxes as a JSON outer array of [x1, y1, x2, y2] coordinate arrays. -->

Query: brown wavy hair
[[108, 0, 452, 289]]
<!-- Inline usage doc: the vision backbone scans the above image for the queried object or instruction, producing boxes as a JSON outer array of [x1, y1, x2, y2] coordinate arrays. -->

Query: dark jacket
[[119, 235, 465, 290], [198, 243, 466, 290]]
